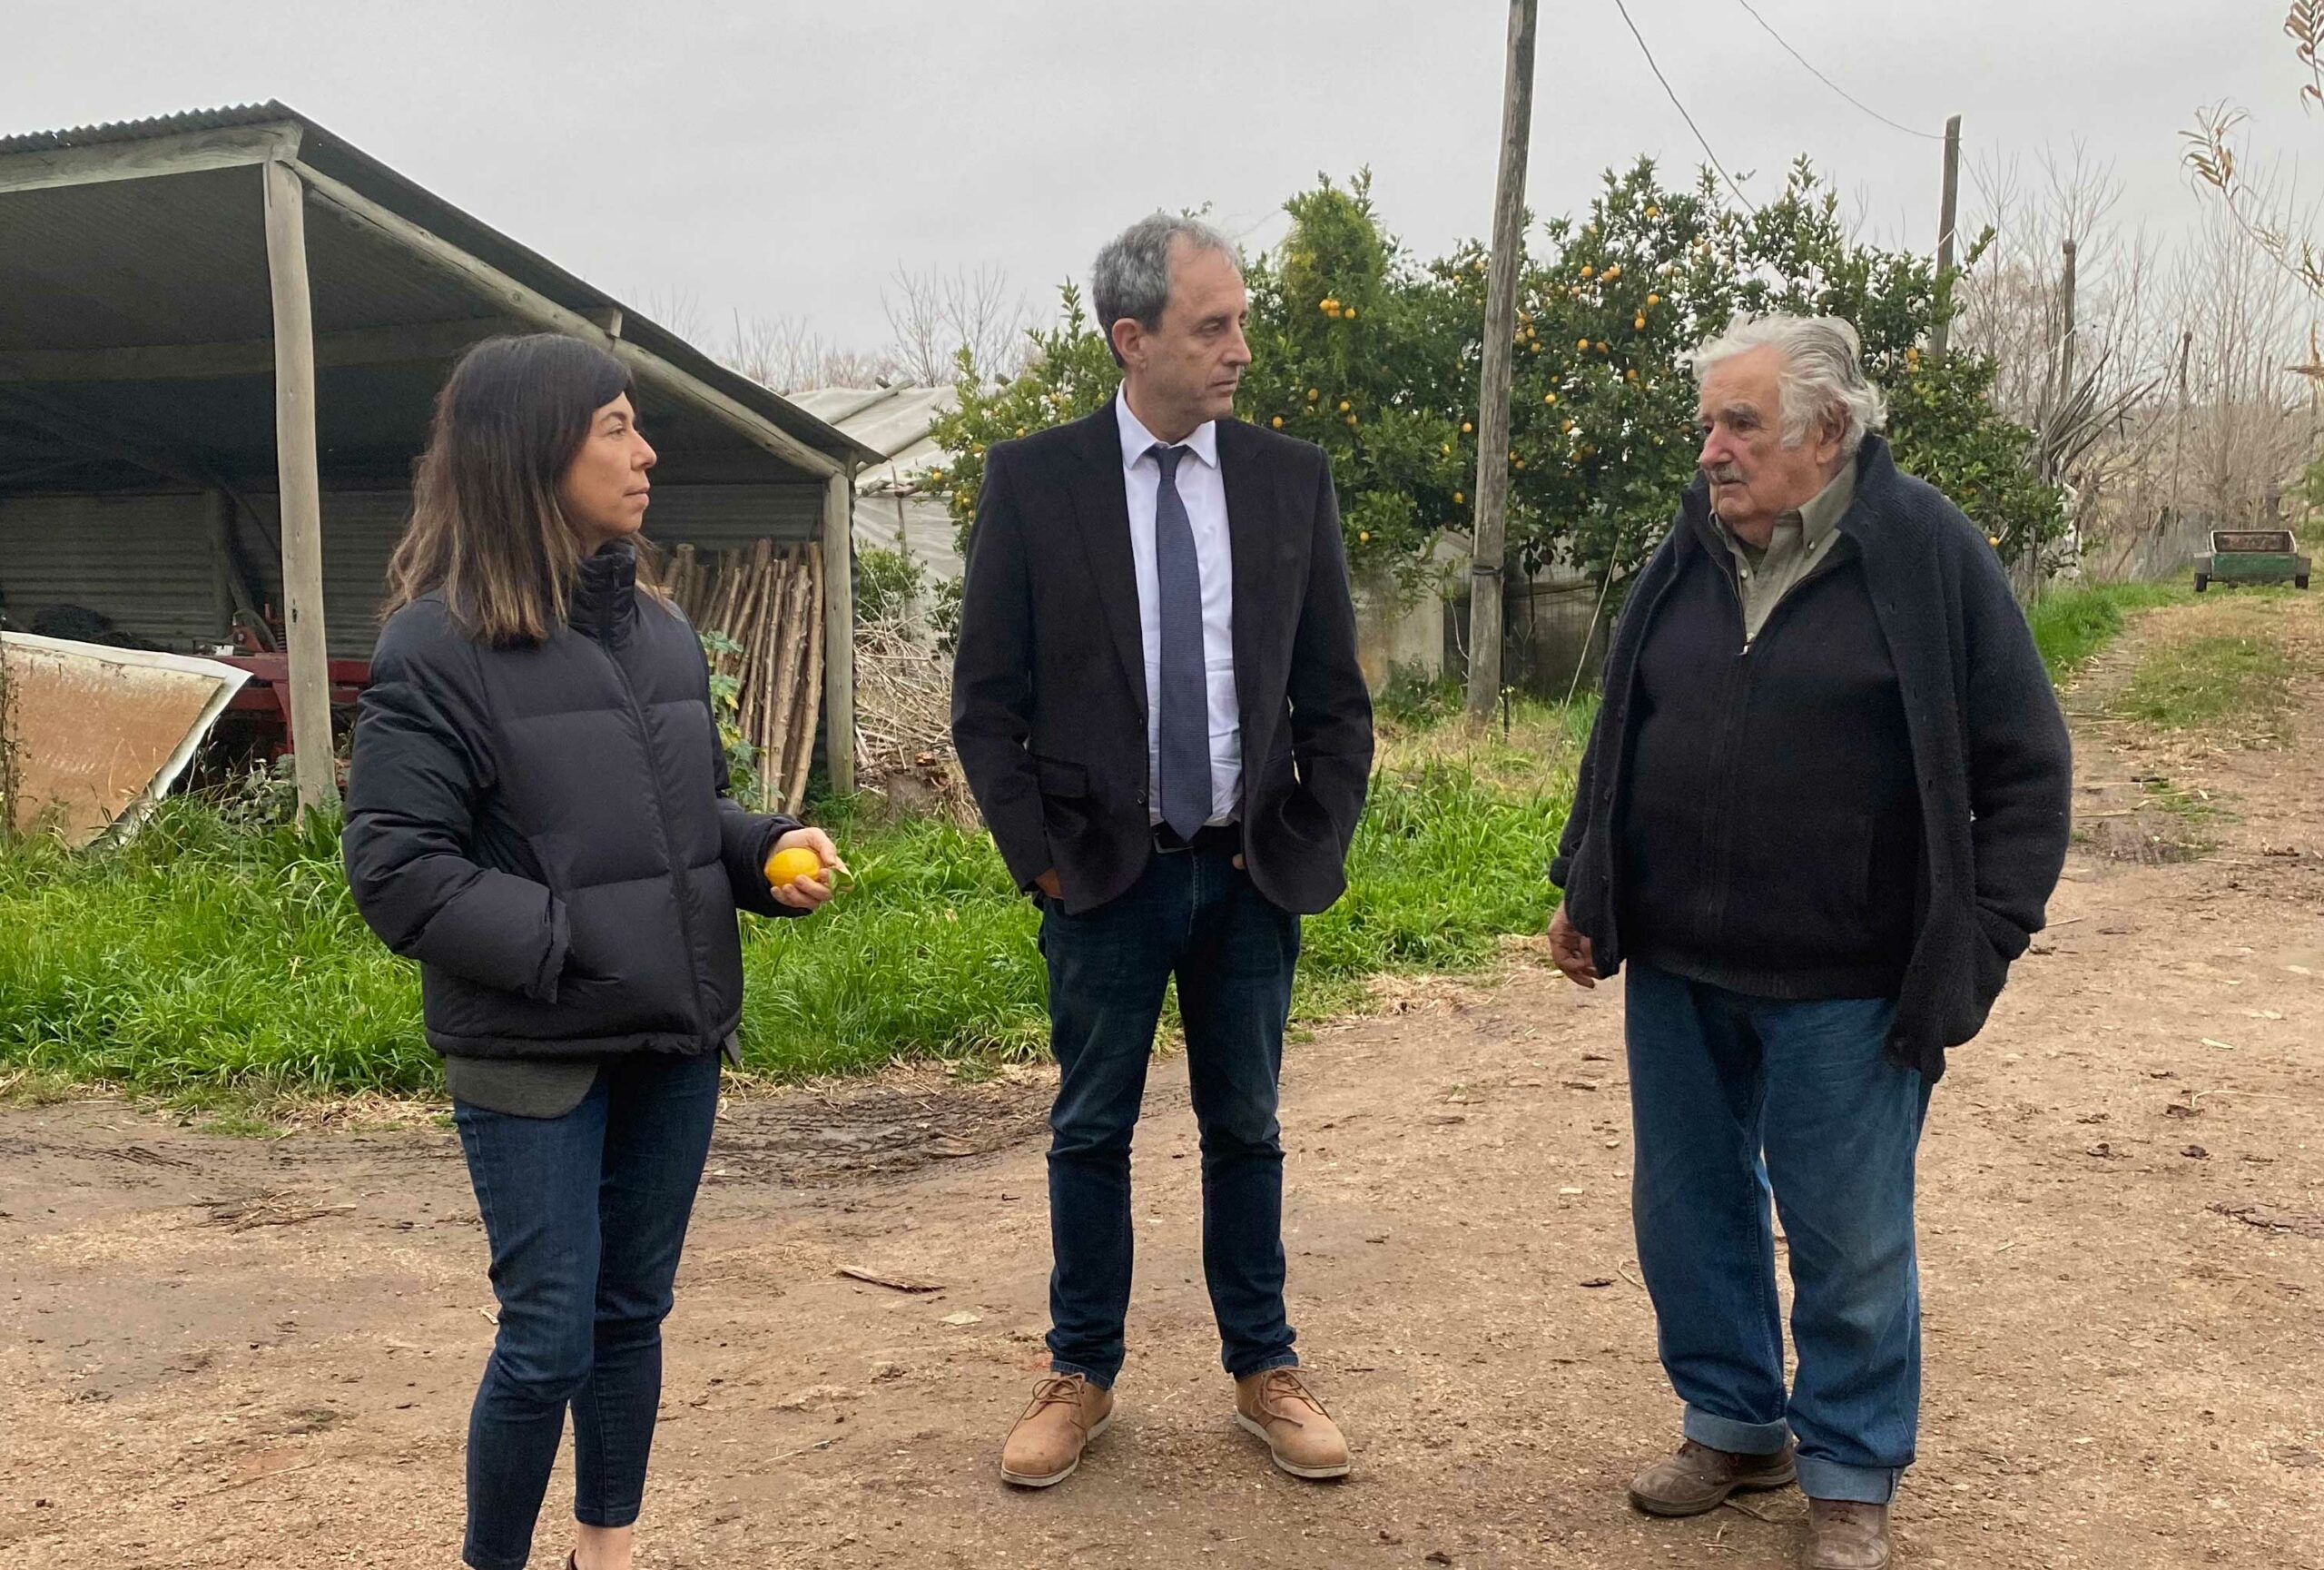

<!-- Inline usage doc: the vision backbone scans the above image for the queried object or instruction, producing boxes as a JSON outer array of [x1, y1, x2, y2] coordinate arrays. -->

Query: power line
[[1610, 0, 1757, 212], [1734, 0, 1946, 141]]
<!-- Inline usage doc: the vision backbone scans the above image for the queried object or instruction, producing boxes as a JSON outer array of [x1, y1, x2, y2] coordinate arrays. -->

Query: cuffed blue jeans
[[451, 1050, 721, 1570], [1624, 960, 1933, 1505], [1038, 846, 1302, 1387]]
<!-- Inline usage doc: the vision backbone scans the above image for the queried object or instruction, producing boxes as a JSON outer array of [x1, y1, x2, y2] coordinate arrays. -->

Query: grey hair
[[1688, 313, 1888, 456], [1091, 213, 1239, 366]]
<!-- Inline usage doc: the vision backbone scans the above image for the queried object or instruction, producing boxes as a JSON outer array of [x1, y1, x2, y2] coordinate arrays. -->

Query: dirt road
[[3, 595, 2320, 1569]]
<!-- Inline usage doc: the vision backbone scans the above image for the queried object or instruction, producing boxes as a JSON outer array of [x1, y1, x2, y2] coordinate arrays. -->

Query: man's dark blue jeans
[[1039, 844, 1302, 1388], [1625, 960, 1934, 1505], [451, 1050, 720, 1570]]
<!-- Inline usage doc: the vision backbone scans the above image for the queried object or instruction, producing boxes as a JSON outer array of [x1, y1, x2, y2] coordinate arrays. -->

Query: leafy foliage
[[854, 545, 928, 623], [699, 630, 764, 806], [927, 157, 2063, 592]]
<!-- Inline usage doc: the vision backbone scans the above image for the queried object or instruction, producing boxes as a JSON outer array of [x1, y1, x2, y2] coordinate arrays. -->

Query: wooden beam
[[822, 470, 857, 795], [286, 159, 844, 480], [0, 317, 524, 384], [0, 123, 300, 196], [261, 159, 338, 814]]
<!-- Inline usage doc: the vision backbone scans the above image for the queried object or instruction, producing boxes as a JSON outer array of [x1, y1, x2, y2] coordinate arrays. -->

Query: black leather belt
[[1153, 823, 1241, 856]]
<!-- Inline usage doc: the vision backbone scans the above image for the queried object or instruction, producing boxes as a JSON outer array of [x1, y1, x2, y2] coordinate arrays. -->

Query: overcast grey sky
[[7, 2, 2308, 356]]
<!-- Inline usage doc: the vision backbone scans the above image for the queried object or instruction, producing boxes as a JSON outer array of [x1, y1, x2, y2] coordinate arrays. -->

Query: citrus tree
[[930, 159, 2062, 598], [1471, 158, 2058, 580], [1238, 173, 1470, 583], [924, 282, 1118, 550]]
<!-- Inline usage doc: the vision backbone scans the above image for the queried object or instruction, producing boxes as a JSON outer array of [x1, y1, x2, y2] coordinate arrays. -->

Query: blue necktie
[[1150, 443, 1212, 841]]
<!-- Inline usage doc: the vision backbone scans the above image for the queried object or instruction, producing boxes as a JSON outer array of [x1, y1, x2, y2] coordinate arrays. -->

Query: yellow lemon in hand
[[765, 846, 826, 888]]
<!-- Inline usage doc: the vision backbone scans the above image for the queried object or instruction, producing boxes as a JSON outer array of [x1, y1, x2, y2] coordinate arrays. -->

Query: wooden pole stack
[[666, 538, 825, 812]]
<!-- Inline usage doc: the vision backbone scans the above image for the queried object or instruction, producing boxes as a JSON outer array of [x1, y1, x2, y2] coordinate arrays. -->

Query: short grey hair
[[1091, 213, 1238, 366], [1688, 313, 1888, 456]]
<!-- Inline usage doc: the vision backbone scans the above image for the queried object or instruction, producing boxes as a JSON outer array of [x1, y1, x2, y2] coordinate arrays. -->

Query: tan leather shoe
[[1233, 1368, 1352, 1479], [1000, 1373, 1114, 1487], [1628, 1437, 1797, 1516], [1802, 1498, 1891, 1569]]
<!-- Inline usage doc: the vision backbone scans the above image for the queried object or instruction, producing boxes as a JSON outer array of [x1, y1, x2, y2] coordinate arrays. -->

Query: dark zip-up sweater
[[1551, 437, 2073, 1082], [1622, 522, 1923, 998]]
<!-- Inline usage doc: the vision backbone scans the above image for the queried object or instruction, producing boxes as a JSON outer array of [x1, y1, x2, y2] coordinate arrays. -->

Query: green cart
[[2194, 528, 2309, 592]]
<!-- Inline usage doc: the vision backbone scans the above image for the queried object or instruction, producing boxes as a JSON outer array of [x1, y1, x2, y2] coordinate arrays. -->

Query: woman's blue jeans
[[451, 1050, 720, 1570]]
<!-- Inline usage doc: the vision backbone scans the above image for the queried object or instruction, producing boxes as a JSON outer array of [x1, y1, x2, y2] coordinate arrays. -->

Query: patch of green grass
[[2134, 774, 2230, 825], [0, 710, 1583, 1099], [2026, 580, 2185, 680], [2113, 635, 2294, 732], [0, 804, 438, 1102]]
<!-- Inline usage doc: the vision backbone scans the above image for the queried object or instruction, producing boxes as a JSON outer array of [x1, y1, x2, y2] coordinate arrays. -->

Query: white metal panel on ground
[[0, 631, 247, 844]]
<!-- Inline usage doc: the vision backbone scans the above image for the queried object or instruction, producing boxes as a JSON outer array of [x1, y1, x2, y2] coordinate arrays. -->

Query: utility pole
[[2055, 236, 2079, 409], [1930, 114, 1962, 358], [1465, 0, 1539, 720], [2170, 326, 2191, 530]]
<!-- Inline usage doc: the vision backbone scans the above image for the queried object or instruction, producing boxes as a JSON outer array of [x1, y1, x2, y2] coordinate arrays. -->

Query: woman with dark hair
[[343, 333, 838, 1570]]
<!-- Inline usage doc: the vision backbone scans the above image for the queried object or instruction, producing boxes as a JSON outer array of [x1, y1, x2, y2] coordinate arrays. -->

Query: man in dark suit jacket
[[952, 212, 1374, 1490]]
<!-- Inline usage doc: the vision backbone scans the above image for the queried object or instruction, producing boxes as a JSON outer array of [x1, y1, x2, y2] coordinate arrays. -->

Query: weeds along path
[[1, 590, 2320, 1568]]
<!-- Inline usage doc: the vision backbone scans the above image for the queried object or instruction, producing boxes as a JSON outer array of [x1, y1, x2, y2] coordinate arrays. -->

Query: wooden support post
[[261, 159, 339, 814], [822, 470, 857, 796], [1464, 0, 1539, 720], [1931, 114, 1962, 358]]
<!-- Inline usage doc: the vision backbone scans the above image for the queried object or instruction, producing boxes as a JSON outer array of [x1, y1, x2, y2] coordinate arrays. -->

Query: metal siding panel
[[303, 483, 826, 657], [0, 491, 220, 649], [320, 490, 408, 657], [645, 484, 823, 554]]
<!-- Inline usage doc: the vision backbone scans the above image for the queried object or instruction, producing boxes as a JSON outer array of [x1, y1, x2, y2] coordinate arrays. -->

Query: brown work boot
[[1802, 1498, 1891, 1569], [1627, 1437, 1797, 1516], [999, 1372, 1113, 1487], [1233, 1368, 1352, 1479]]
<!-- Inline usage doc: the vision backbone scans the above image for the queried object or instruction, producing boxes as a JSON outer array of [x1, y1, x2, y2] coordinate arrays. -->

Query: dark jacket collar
[[570, 539, 638, 642]]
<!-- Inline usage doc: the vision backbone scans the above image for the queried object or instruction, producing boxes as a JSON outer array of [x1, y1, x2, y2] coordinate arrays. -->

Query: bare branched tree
[[719, 311, 900, 394], [2170, 183, 2318, 530], [637, 286, 712, 350], [883, 264, 1030, 386], [1957, 145, 2170, 577]]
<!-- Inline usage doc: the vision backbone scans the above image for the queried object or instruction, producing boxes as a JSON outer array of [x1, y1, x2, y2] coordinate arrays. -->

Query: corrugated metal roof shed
[[789, 385, 957, 496], [0, 100, 872, 786]]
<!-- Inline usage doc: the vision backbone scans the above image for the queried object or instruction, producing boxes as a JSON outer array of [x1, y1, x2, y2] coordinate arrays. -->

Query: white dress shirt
[[1116, 390, 1241, 826]]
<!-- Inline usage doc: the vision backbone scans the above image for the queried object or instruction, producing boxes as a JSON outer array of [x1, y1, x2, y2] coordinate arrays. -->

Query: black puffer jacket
[[342, 544, 800, 1061]]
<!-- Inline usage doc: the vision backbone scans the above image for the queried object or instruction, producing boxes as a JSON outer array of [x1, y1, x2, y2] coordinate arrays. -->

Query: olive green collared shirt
[[1715, 461, 1858, 643]]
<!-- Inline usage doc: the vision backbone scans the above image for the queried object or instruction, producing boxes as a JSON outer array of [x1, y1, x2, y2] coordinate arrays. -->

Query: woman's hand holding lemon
[[765, 827, 844, 913]]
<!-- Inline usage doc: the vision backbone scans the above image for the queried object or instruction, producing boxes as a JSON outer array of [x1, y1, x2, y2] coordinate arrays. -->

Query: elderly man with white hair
[[1547, 315, 2071, 1568]]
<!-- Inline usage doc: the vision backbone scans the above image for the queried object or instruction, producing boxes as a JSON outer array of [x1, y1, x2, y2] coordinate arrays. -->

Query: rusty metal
[[0, 632, 247, 844]]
